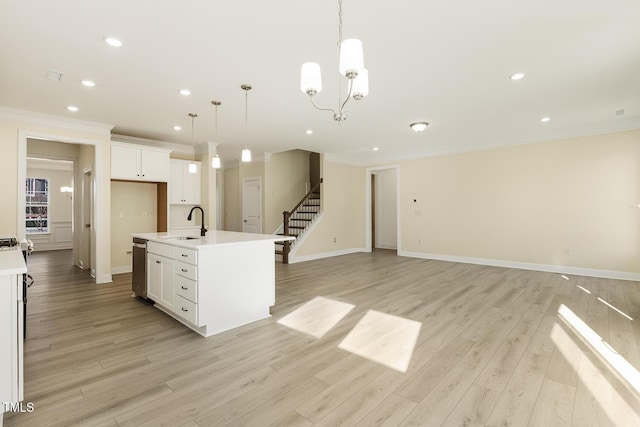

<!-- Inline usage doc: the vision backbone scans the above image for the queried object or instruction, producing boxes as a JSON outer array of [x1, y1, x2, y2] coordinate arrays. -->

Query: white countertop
[[0, 248, 27, 275], [132, 230, 295, 249]]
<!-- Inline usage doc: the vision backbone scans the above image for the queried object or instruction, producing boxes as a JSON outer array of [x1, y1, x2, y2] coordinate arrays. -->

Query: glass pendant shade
[[301, 62, 323, 94], [188, 162, 197, 173], [351, 68, 369, 99], [339, 39, 364, 77], [211, 155, 221, 169], [241, 149, 251, 162]]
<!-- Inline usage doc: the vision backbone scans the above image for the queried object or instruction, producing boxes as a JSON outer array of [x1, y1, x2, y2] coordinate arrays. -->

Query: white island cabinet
[[134, 231, 294, 337], [0, 249, 27, 423]]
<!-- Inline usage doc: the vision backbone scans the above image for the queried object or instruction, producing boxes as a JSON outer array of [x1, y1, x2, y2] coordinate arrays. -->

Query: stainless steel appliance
[[132, 237, 148, 299]]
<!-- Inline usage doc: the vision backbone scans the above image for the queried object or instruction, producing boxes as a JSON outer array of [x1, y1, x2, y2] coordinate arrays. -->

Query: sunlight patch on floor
[[551, 319, 640, 424], [338, 310, 422, 373], [557, 303, 640, 394], [277, 296, 355, 338]]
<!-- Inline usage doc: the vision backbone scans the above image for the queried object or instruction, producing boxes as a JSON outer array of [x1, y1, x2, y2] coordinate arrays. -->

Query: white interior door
[[242, 177, 262, 234]]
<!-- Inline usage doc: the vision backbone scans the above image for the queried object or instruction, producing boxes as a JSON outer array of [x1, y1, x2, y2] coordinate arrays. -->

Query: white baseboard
[[110, 266, 132, 275], [398, 250, 640, 282], [97, 274, 113, 284], [290, 248, 367, 264]]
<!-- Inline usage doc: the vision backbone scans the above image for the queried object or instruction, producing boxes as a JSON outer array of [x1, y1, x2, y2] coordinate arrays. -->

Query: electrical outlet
[[142, 211, 148, 219], [564, 248, 571, 256], [119, 212, 124, 219], [333, 237, 337, 243]]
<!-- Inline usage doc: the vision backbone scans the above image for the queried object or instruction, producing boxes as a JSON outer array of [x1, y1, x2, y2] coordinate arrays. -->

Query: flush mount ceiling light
[[510, 73, 525, 80], [373, 147, 379, 151], [211, 100, 222, 169], [179, 89, 191, 96], [540, 117, 551, 122], [306, 130, 313, 135], [410, 122, 428, 132], [67, 105, 79, 112], [173, 125, 182, 131], [81, 80, 95, 87], [241, 84, 252, 162], [103, 36, 122, 47], [300, 0, 368, 122], [188, 113, 198, 173]]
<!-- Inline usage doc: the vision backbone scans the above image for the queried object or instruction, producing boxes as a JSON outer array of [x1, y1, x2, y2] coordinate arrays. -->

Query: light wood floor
[[4, 249, 640, 426]]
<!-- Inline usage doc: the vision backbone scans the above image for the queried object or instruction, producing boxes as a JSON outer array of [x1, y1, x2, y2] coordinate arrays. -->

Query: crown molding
[[111, 134, 189, 155], [0, 106, 113, 136]]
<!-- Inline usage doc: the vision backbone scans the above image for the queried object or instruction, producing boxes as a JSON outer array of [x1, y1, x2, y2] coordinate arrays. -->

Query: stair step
[[289, 226, 306, 230], [275, 250, 284, 255], [290, 218, 312, 222]]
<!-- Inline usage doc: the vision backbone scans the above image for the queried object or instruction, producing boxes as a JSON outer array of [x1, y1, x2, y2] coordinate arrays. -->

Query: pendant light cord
[[189, 113, 197, 161], [244, 89, 248, 150]]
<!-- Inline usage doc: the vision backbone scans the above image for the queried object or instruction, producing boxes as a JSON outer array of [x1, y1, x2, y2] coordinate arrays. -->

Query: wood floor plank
[[4, 249, 640, 426]]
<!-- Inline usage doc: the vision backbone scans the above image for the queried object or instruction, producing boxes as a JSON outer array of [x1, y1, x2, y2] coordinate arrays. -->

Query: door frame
[[365, 165, 400, 252], [81, 167, 93, 275], [17, 130, 109, 283], [242, 176, 262, 234]]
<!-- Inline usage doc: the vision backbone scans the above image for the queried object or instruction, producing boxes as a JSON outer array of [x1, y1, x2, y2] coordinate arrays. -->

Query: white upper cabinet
[[169, 159, 201, 205], [111, 143, 170, 182]]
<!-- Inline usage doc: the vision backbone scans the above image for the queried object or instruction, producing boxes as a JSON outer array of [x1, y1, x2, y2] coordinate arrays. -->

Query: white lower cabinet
[[147, 247, 175, 312], [147, 241, 198, 326]]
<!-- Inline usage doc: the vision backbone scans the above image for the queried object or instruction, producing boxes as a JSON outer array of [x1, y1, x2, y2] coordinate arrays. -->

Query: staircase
[[276, 178, 323, 263]]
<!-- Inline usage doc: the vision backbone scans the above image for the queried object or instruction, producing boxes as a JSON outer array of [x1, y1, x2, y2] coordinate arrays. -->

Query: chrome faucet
[[187, 206, 207, 236]]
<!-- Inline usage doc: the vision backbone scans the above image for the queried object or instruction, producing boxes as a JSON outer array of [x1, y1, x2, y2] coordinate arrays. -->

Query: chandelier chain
[[337, 0, 343, 47]]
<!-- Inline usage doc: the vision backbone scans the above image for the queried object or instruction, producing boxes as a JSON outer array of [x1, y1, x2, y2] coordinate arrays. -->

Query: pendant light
[[241, 84, 252, 162], [211, 100, 222, 169], [188, 113, 198, 173]]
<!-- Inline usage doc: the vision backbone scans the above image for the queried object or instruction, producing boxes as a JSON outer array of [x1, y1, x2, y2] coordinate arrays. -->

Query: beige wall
[[0, 111, 112, 282], [398, 129, 640, 273], [295, 160, 366, 257], [110, 181, 158, 270], [264, 150, 310, 234], [223, 166, 240, 231]]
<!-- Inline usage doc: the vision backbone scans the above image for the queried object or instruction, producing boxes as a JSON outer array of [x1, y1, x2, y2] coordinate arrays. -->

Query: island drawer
[[175, 261, 197, 281], [175, 247, 197, 265], [147, 241, 174, 258], [175, 295, 198, 325], [175, 275, 197, 302]]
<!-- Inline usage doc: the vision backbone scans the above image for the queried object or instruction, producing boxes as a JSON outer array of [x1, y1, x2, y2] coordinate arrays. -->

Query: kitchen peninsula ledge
[[132, 231, 294, 338]]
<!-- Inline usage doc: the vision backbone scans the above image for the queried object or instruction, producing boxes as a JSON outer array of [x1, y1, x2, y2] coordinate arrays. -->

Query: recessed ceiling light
[[410, 122, 429, 132], [67, 106, 79, 112], [510, 73, 525, 80], [173, 125, 182, 131], [81, 80, 95, 87], [540, 117, 550, 122], [179, 89, 191, 96], [305, 129, 313, 135], [373, 147, 379, 151], [104, 37, 123, 47]]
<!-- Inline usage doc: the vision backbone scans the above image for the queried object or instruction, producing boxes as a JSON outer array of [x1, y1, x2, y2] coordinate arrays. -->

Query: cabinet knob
[[181, 307, 188, 312], [181, 268, 188, 272], [156, 260, 161, 264], [181, 286, 188, 290], [181, 254, 188, 257]]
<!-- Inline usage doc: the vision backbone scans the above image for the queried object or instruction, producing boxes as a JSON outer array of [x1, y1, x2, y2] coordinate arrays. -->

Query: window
[[26, 178, 49, 233]]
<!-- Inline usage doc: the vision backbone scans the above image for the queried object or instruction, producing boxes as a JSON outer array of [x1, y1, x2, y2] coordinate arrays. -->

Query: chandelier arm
[[309, 95, 338, 115], [338, 78, 355, 116]]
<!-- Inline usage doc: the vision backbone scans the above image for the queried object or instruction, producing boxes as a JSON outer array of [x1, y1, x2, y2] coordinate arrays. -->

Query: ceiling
[[2, 0, 640, 165]]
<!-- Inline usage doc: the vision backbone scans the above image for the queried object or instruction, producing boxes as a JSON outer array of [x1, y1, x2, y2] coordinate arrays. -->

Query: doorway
[[366, 166, 399, 252], [242, 177, 262, 233]]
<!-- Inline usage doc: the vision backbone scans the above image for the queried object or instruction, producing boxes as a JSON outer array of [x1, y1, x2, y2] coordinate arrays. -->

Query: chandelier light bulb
[[339, 39, 364, 78], [301, 62, 323, 95], [351, 68, 369, 100]]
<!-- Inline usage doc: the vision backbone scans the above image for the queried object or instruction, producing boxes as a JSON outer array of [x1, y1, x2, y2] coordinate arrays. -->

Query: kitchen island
[[132, 230, 294, 337]]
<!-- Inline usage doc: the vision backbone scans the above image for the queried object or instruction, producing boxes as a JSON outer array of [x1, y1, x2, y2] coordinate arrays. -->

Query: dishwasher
[[132, 237, 148, 299]]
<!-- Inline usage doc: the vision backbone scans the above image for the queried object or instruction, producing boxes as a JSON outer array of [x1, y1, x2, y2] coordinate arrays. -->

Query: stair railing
[[281, 178, 323, 263]]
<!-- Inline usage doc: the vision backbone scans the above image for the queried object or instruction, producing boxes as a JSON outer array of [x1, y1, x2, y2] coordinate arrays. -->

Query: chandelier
[[300, 0, 368, 122]]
